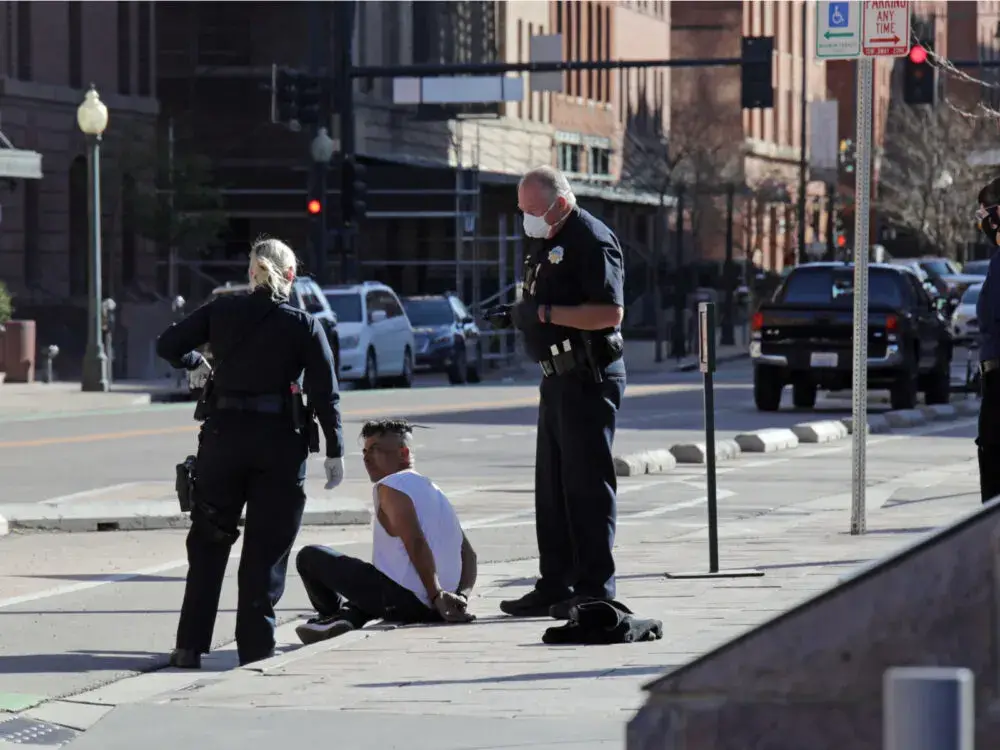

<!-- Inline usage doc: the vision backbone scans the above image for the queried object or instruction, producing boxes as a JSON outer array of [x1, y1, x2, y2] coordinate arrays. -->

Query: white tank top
[[371, 469, 464, 606]]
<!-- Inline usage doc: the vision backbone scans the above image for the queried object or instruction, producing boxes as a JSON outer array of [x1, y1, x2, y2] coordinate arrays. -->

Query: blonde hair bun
[[248, 237, 298, 302]]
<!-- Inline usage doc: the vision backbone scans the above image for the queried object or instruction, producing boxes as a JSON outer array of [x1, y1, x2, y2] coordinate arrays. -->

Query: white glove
[[324, 456, 345, 490], [188, 358, 212, 390]]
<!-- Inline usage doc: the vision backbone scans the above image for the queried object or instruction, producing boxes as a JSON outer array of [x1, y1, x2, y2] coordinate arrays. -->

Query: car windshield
[[777, 268, 904, 307], [324, 293, 363, 323], [403, 299, 454, 327], [920, 259, 958, 277], [962, 285, 982, 305], [963, 260, 990, 276]]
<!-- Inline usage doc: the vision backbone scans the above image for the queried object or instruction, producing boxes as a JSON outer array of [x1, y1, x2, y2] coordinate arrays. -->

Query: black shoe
[[549, 595, 608, 620], [295, 614, 357, 645], [168, 648, 201, 669], [499, 589, 573, 618]]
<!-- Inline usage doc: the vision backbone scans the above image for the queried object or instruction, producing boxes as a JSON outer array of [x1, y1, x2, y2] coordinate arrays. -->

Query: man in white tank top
[[295, 419, 478, 645]]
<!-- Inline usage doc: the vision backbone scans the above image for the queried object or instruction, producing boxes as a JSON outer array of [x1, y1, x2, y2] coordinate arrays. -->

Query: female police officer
[[156, 237, 345, 668], [976, 177, 1000, 504]]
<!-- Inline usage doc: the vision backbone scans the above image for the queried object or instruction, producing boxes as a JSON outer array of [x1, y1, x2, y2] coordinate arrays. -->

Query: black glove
[[482, 305, 514, 330], [509, 300, 539, 331]]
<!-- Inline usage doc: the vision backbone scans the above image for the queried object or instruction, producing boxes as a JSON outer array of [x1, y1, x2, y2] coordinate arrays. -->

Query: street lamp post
[[310, 128, 336, 283], [77, 85, 110, 392]]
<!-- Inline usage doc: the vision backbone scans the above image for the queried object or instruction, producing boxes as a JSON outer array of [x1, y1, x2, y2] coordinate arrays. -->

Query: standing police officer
[[493, 166, 626, 619], [156, 237, 345, 668], [975, 177, 1000, 504]]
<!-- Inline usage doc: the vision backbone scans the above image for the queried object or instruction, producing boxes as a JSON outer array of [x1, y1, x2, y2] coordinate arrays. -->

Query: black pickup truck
[[750, 262, 952, 412]]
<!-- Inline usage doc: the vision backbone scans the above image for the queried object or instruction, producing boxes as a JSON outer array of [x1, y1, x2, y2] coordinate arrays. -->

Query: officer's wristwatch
[[543, 304, 552, 324]]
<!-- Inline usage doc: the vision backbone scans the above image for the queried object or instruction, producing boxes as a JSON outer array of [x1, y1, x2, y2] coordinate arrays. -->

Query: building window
[[517, 19, 524, 120], [557, 143, 581, 173], [589, 147, 611, 176], [22, 179, 40, 286], [527, 22, 535, 121], [117, 2, 131, 94], [587, 2, 595, 99], [595, 5, 604, 103], [556, 0, 563, 33], [137, 0, 151, 96], [68, 1, 81, 88], [573, 1, 582, 95], [16, 0, 30, 81]]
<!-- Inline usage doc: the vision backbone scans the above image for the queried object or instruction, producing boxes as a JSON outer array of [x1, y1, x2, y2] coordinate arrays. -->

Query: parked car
[[401, 293, 482, 385], [950, 282, 982, 343], [891, 257, 982, 299], [321, 281, 414, 389], [750, 262, 952, 412], [961, 259, 990, 277], [189, 278, 340, 394]]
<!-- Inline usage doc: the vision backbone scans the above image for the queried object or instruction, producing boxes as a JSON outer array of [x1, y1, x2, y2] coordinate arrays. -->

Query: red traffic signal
[[307, 199, 321, 215], [909, 45, 928, 64]]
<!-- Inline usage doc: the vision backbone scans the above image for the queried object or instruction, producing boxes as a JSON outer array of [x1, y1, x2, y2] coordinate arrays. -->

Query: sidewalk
[[0, 380, 187, 419], [51, 461, 978, 750]]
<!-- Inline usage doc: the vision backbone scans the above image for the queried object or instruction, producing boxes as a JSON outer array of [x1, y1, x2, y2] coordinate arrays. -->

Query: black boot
[[168, 648, 202, 669], [500, 588, 573, 618], [979, 446, 1000, 505]]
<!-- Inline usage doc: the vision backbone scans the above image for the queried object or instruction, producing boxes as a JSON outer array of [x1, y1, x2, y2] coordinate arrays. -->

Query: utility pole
[[720, 184, 736, 347], [334, 1, 358, 283], [308, 0, 330, 283], [672, 187, 686, 360]]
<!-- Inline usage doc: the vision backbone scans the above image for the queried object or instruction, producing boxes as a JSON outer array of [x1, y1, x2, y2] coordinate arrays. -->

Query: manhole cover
[[0, 717, 80, 746]]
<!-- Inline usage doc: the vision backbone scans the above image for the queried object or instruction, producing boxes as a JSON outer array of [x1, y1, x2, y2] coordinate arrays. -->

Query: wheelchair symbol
[[829, 2, 848, 28]]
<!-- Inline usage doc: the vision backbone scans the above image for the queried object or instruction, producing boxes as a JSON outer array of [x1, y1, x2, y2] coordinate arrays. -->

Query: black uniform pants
[[978, 369, 1000, 504], [295, 545, 440, 626], [534, 369, 625, 601], [176, 412, 308, 665]]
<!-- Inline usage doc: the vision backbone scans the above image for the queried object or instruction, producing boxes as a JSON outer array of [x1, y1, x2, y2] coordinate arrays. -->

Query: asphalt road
[[0, 353, 975, 507]]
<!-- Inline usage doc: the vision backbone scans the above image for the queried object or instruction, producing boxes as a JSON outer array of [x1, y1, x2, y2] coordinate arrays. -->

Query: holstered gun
[[290, 384, 320, 453]]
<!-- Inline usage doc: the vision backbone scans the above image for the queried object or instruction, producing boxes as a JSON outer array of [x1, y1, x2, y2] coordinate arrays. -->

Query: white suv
[[321, 281, 415, 389]]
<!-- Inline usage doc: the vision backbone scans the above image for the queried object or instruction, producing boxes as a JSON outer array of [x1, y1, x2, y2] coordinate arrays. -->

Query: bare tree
[[878, 104, 989, 257]]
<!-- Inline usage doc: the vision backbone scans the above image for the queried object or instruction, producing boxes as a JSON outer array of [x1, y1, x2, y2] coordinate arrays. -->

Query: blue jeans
[[295, 545, 440, 626]]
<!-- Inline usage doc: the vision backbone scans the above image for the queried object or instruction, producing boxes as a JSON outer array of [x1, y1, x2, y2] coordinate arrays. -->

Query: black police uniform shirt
[[522, 205, 625, 372], [156, 287, 345, 458], [978, 249, 1000, 361]]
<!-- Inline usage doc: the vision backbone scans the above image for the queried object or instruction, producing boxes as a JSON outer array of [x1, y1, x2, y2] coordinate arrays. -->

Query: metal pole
[[336, 0, 357, 283], [850, 57, 874, 536], [166, 118, 177, 299], [499, 214, 508, 360], [796, 4, 808, 265], [825, 183, 836, 261], [654, 195, 665, 363], [884, 668, 974, 750], [81, 135, 108, 392], [672, 187, 686, 360], [309, 0, 328, 283], [701, 302, 720, 573], [720, 184, 736, 346]]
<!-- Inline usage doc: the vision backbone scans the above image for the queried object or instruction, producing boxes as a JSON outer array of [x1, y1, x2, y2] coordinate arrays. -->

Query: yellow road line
[[0, 382, 705, 450]]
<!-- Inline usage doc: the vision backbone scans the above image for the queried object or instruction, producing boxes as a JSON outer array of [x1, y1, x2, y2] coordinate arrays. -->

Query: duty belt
[[540, 339, 579, 377], [981, 358, 1000, 376], [214, 394, 287, 414]]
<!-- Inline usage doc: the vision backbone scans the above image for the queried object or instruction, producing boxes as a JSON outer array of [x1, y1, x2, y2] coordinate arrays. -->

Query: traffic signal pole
[[335, 1, 358, 284], [308, 0, 329, 283]]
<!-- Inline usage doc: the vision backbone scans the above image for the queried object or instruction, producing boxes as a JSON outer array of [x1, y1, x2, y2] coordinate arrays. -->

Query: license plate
[[810, 352, 838, 368]]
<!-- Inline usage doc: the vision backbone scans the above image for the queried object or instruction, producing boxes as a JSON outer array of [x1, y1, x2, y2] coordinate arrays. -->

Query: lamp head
[[77, 85, 109, 136]]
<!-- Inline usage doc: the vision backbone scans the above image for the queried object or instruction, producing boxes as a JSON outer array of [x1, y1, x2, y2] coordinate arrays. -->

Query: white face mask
[[522, 200, 557, 239]]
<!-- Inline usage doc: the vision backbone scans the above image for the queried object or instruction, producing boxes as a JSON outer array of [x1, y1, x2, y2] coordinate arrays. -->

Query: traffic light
[[297, 75, 323, 127], [341, 156, 368, 226], [741, 36, 774, 109], [903, 44, 935, 106], [307, 199, 321, 215], [839, 139, 855, 175], [273, 65, 302, 128]]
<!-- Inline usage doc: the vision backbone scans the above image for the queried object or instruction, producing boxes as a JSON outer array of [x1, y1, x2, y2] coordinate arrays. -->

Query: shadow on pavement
[[355, 664, 666, 689], [18, 573, 185, 583], [0, 650, 166, 674]]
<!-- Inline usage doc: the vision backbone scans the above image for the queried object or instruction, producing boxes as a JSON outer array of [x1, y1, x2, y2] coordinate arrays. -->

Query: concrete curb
[[791, 420, 850, 444], [610, 397, 980, 475], [735, 428, 800, 453], [0, 500, 371, 533], [668, 440, 742, 464], [613, 449, 677, 477]]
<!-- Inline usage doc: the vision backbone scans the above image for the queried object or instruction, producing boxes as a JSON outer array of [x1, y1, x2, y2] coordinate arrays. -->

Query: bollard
[[884, 667, 974, 750], [44, 345, 59, 384]]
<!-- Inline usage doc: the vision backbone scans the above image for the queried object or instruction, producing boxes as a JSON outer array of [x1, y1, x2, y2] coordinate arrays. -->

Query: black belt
[[214, 394, 288, 414], [981, 359, 1000, 376], [540, 339, 580, 378]]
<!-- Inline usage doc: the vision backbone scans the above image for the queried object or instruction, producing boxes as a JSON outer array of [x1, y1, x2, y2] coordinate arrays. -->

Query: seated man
[[296, 418, 477, 644]]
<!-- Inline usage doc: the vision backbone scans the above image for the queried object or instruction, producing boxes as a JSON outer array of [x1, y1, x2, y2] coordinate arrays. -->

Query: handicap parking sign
[[828, 2, 849, 28]]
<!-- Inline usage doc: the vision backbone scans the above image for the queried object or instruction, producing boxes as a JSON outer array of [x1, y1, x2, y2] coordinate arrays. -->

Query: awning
[[0, 129, 42, 179]]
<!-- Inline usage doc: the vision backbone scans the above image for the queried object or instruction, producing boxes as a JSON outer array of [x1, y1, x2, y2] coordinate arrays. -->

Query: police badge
[[548, 246, 565, 265]]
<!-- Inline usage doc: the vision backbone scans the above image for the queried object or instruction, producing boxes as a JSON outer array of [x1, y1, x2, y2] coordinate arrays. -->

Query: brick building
[[0, 1, 159, 376]]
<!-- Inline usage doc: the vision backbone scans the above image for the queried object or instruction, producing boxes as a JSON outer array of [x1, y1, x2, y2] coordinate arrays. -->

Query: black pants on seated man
[[295, 545, 441, 643]]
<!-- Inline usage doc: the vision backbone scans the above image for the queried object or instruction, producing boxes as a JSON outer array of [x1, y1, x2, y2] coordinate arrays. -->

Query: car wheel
[[448, 347, 468, 385], [466, 344, 482, 384], [363, 349, 378, 390], [791, 381, 817, 409], [753, 367, 783, 411], [396, 348, 414, 389], [890, 353, 919, 410]]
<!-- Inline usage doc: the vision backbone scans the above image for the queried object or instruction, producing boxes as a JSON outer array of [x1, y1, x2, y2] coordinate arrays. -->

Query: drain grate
[[0, 717, 80, 747]]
